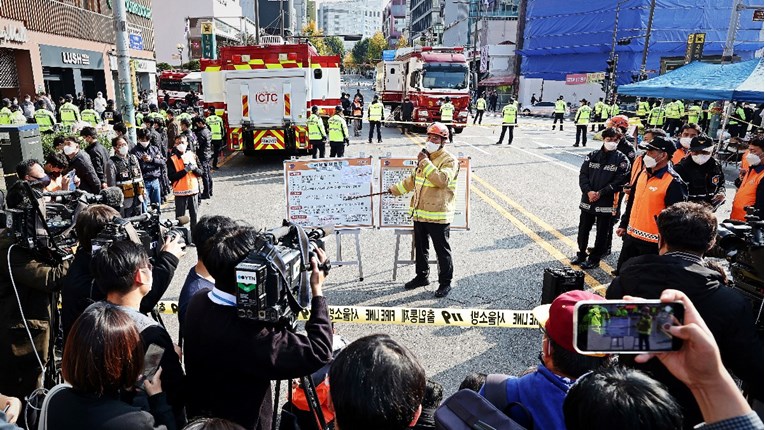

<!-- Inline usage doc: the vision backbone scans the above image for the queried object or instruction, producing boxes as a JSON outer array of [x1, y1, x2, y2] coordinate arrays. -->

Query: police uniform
[[34, 108, 57, 133], [687, 104, 703, 125], [647, 104, 665, 128], [206, 113, 225, 168], [327, 112, 349, 158], [592, 100, 604, 132], [674, 151, 725, 211], [664, 100, 683, 136], [474, 96, 486, 125], [307, 111, 327, 159], [553, 98, 566, 130], [440, 100, 455, 143], [81, 108, 101, 126], [367, 99, 384, 143], [636, 100, 650, 120], [0, 106, 11, 125], [59, 102, 81, 130], [574, 101, 592, 147], [496, 102, 518, 145], [574, 144, 631, 268]]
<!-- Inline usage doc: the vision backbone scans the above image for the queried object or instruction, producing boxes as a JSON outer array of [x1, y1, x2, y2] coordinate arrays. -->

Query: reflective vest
[[554, 100, 566, 113], [177, 113, 192, 123], [390, 149, 458, 224], [0, 107, 11, 125], [476, 98, 486, 110], [627, 170, 675, 243], [135, 112, 144, 126], [81, 109, 100, 125], [34, 109, 56, 131], [306, 114, 326, 140], [687, 105, 702, 124], [206, 115, 224, 140], [440, 102, 455, 122], [327, 114, 348, 142], [170, 154, 199, 196], [600, 103, 610, 119], [647, 107, 665, 126], [637, 101, 650, 116], [11, 111, 25, 124], [59, 102, 80, 124], [729, 107, 746, 125], [111, 155, 145, 199], [671, 148, 688, 165], [731, 167, 764, 221], [575, 105, 591, 125], [665, 102, 681, 119], [502, 104, 517, 124], [593, 102, 604, 116], [368, 102, 384, 121], [610, 103, 620, 117]]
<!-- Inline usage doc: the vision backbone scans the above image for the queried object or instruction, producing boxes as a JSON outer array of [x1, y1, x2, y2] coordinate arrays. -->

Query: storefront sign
[[565, 74, 587, 85], [105, 0, 152, 19], [0, 19, 28, 44], [40, 45, 104, 69], [108, 55, 156, 73], [586, 72, 605, 83]]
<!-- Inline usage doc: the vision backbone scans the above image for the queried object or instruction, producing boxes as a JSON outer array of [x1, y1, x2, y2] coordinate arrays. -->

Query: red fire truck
[[157, 71, 203, 108], [375, 46, 470, 132], [201, 41, 341, 156]]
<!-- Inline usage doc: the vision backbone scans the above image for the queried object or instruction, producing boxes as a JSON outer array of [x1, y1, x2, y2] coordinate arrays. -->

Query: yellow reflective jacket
[[389, 149, 459, 224]]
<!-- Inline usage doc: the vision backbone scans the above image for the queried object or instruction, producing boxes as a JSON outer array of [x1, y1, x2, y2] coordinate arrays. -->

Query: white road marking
[[509, 144, 581, 174]]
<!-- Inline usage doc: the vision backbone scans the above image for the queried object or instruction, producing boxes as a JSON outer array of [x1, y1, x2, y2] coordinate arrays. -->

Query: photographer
[[184, 226, 333, 430], [0, 159, 71, 408], [60, 204, 183, 343]]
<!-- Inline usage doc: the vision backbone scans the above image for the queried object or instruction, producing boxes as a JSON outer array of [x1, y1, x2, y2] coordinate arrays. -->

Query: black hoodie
[[607, 253, 763, 428]]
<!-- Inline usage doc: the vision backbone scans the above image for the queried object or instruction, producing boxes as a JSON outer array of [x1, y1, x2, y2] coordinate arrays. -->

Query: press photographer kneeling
[[184, 225, 334, 430]]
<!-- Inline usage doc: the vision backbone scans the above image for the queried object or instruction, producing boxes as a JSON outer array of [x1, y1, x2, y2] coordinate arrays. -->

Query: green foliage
[[157, 62, 173, 71], [301, 21, 329, 56], [352, 38, 370, 66], [182, 60, 200, 71], [396, 36, 408, 49], [40, 130, 113, 157], [367, 31, 388, 63], [325, 36, 345, 58]]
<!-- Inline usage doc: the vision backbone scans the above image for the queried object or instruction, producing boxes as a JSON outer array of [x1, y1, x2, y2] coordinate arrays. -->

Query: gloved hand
[[344, 138, 349, 146]]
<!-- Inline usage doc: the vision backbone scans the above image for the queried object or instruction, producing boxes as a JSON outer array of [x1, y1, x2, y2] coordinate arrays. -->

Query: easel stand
[[392, 229, 437, 281], [334, 229, 364, 281]]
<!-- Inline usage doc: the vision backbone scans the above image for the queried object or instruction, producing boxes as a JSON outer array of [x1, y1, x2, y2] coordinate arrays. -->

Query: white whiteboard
[[284, 157, 374, 228], [378, 157, 471, 230]]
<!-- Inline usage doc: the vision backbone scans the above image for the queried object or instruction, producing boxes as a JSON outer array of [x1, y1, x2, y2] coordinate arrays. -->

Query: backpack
[[434, 374, 533, 430]]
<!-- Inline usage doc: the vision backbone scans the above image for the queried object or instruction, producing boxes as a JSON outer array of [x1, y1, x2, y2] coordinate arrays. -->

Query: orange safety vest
[[741, 149, 751, 170], [630, 154, 645, 187], [730, 168, 764, 221], [671, 148, 688, 165], [171, 154, 199, 196], [627, 170, 675, 243]]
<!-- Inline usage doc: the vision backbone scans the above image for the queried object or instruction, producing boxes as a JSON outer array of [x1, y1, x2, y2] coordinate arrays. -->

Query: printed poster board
[[285, 157, 374, 228], [378, 157, 471, 230]]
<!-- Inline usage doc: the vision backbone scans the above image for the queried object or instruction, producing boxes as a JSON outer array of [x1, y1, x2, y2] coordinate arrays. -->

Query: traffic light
[[606, 58, 616, 77]]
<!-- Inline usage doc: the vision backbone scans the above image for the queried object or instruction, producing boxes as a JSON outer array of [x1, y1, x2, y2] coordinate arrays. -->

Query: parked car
[[522, 101, 571, 118]]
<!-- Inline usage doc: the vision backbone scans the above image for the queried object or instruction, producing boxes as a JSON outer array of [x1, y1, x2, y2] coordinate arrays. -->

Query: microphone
[[97, 187, 125, 210]]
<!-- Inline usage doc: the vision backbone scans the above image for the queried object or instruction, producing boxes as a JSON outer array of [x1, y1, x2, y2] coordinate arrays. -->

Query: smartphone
[[573, 300, 684, 355], [136, 344, 165, 386]]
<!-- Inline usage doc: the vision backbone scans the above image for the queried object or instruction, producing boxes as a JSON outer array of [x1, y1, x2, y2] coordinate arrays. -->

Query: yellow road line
[[472, 174, 616, 275], [217, 150, 241, 168]]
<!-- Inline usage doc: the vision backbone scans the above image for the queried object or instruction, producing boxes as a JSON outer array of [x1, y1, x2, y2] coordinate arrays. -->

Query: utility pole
[[605, 0, 622, 102], [640, 0, 657, 80], [280, 0, 285, 40], [111, 0, 136, 145], [254, 0, 261, 44], [722, 0, 743, 63]]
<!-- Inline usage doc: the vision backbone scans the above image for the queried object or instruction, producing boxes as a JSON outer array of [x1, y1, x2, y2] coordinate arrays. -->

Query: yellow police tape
[[155, 301, 541, 328]]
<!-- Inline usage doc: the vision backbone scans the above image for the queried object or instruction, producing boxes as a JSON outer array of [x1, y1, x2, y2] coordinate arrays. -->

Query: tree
[[157, 62, 173, 71], [325, 36, 345, 59], [352, 38, 370, 66], [301, 20, 328, 56], [367, 31, 388, 64], [182, 60, 200, 71], [343, 52, 355, 71], [396, 36, 408, 49]]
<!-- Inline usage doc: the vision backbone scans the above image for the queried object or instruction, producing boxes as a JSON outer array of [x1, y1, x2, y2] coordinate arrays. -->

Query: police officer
[[389, 122, 458, 298], [440, 96, 455, 143], [673, 135, 725, 210], [307, 106, 327, 159], [599, 97, 610, 129], [80, 99, 101, 126], [574, 99, 592, 147], [647, 101, 666, 129], [9, 105, 26, 125], [616, 136, 687, 271], [572, 127, 631, 269], [496, 98, 518, 145], [592, 98, 604, 132], [34, 101, 57, 133], [609, 98, 620, 118], [367, 95, 384, 143], [328, 105, 349, 158], [552, 95, 566, 131], [206, 107, 225, 169], [687, 101, 703, 126], [664, 99, 682, 136], [59, 94, 81, 131], [474, 93, 487, 125], [636, 98, 650, 121], [0, 98, 12, 125]]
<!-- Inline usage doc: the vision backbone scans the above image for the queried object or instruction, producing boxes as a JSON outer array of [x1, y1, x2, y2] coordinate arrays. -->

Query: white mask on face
[[177, 143, 187, 153], [425, 141, 442, 153], [63, 145, 76, 156], [745, 152, 761, 166], [679, 137, 692, 148], [643, 154, 658, 168], [603, 141, 618, 151], [117, 146, 129, 156], [691, 154, 711, 165], [139, 140, 150, 148]]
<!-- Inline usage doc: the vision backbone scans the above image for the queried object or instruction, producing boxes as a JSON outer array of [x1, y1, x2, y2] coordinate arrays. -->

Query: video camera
[[91, 204, 191, 258], [715, 206, 764, 329], [235, 221, 332, 329]]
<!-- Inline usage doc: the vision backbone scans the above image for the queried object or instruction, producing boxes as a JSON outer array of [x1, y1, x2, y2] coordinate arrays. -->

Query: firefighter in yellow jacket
[[389, 122, 458, 298]]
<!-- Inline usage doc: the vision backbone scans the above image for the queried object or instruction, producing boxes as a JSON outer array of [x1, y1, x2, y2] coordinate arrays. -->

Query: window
[[422, 64, 469, 89]]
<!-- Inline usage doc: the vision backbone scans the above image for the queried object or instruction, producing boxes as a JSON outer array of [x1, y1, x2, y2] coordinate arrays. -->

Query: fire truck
[[157, 71, 203, 108], [201, 40, 341, 156], [375, 46, 470, 132]]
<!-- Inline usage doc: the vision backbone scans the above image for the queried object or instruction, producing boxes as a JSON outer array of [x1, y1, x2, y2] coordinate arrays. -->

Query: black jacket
[[674, 156, 725, 209], [86, 142, 111, 185], [402, 101, 414, 119], [179, 129, 197, 152], [607, 253, 763, 428], [616, 137, 636, 165], [131, 142, 166, 181], [69, 150, 102, 194], [194, 126, 214, 161], [579, 147, 630, 214], [619, 165, 688, 230], [184, 295, 333, 430]]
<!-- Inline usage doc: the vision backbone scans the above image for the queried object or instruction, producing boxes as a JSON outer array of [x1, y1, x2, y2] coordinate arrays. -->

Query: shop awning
[[479, 75, 516, 86]]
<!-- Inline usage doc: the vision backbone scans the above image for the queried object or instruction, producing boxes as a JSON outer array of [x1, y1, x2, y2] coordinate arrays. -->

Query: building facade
[[383, 0, 408, 48], [318, 0, 385, 49], [0, 0, 156, 102], [241, 0, 297, 36], [408, 0, 442, 44]]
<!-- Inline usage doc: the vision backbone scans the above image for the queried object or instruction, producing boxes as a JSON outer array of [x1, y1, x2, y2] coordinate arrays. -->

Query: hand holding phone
[[136, 344, 165, 389]]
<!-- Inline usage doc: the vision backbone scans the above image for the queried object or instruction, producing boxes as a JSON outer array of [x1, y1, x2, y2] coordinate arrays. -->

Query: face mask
[[117, 146, 129, 156], [139, 140, 150, 148], [177, 144, 187, 153], [691, 154, 711, 165], [603, 141, 618, 151], [63, 145, 76, 156], [745, 152, 761, 166], [425, 141, 442, 153], [643, 154, 658, 169], [679, 137, 692, 148], [31, 175, 51, 188]]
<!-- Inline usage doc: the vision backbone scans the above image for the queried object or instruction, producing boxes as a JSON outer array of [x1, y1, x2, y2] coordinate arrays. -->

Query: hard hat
[[427, 122, 449, 139], [609, 115, 629, 130]]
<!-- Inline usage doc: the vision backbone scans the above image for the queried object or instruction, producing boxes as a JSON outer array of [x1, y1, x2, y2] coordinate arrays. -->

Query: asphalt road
[[159, 82, 744, 398]]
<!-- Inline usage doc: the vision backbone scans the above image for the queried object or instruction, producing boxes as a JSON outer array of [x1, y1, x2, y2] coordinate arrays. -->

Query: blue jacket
[[480, 364, 574, 429]]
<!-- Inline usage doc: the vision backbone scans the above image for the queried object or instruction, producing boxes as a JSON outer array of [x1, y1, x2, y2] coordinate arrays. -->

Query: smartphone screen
[[573, 300, 684, 354], [139, 344, 165, 384]]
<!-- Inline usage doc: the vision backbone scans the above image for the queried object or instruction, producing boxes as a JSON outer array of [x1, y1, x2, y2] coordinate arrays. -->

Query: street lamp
[[176, 43, 184, 69]]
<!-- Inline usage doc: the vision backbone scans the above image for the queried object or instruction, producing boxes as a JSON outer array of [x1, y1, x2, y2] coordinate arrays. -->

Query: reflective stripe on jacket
[[206, 115, 224, 140], [367, 102, 384, 121], [327, 114, 348, 142], [390, 149, 458, 224], [627, 170, 675, 243], [170, 154, 199, 196], [307, 114, 326, 140], [440, 102, 455, 122]]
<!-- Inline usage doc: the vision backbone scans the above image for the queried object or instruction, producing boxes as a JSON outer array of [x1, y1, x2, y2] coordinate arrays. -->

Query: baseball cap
[[639, 136, 676, 157], [688, 135, 713, 152], [532, 290, 605, 352]]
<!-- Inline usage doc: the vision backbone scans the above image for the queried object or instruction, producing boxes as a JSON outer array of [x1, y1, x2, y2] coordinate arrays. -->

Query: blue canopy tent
[[617, 58, 764, 102]]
